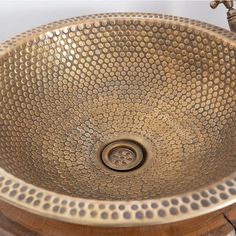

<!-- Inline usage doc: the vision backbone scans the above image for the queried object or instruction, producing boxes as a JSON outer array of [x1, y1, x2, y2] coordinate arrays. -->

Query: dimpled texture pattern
[[0, 13, 236, 203]]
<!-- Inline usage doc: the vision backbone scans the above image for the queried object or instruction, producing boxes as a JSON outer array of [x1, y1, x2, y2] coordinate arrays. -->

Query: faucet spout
[[210, 0, 236, 33], [227, 8, 236, 32]]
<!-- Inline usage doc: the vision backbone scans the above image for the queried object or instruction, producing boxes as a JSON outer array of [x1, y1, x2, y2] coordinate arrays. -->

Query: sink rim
[[0, 12, 236, 226]]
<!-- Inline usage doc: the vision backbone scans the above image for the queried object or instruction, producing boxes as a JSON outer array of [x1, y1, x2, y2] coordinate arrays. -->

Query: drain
[[101, 140, 145, 171]]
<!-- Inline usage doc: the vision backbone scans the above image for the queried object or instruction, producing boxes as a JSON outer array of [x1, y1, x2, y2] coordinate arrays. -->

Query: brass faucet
[[210, 0, 236, 32]]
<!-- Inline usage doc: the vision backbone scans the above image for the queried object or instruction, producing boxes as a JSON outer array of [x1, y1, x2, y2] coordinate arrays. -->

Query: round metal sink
[[0, 13, 236, 226]]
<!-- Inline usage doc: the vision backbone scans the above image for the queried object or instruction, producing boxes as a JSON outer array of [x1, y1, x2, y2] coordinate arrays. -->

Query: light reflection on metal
[[0, 10, 235, 226]]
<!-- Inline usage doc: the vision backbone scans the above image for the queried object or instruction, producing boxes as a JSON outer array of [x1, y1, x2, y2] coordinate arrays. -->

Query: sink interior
[[0, 17, 236, 201]]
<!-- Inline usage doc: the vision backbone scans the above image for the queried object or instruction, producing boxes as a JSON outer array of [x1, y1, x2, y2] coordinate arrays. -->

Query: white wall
[[0, 0, 230, 42]]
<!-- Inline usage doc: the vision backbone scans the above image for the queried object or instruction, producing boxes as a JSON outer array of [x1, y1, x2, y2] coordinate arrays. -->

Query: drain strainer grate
[[101, 140, 145, 171]]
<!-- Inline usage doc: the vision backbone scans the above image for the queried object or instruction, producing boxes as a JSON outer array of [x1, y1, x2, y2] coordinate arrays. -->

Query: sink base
[[0, 200, 235, 236]]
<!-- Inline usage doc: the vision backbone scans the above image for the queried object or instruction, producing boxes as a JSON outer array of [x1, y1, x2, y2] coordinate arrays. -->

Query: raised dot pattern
[[0, 13, 235, 225]]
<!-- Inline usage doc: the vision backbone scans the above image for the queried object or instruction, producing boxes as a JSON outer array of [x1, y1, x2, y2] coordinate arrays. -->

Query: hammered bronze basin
[[0, 13, 236, 226]]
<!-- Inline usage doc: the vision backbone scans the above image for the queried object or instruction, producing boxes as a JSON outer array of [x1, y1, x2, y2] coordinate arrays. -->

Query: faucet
[[210, 0, 236, 32]]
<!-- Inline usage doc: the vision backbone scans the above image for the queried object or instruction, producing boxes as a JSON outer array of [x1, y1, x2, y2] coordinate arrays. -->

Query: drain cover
[[101, 140, 144, 171]]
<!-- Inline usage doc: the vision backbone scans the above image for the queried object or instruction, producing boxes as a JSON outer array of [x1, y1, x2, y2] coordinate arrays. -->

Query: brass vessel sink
[[0, 11, 236, 226]]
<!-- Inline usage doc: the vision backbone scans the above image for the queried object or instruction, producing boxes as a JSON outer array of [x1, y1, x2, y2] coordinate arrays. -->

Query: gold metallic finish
[[0, 13, 236, 226], [228, 9, 236, 32], [210, 0, 234, 10], [210, 0, 236, 32], [101, 140, 145, 171]]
